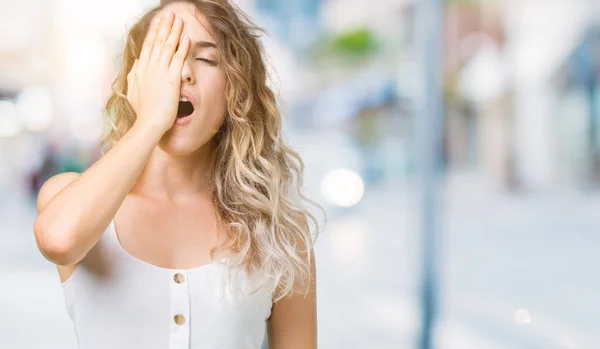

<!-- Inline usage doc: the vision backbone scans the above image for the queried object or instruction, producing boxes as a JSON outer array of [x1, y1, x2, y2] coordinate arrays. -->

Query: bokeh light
[[16, 87, 53, 132], [514, 309, 532, 325], [0, 100, 23, 138], [320, 168, 365, 207]]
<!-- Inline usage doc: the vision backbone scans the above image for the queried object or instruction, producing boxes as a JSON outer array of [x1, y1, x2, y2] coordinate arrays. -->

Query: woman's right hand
[[127, 11, 190, 135]]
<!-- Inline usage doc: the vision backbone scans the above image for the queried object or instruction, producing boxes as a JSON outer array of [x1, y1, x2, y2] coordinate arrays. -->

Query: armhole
[[59, 221, 113, 286]]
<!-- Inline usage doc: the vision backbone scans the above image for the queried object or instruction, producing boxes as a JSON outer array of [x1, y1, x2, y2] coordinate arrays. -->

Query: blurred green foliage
[[309, 26, 380, 66], [330, 27, 378, 56]]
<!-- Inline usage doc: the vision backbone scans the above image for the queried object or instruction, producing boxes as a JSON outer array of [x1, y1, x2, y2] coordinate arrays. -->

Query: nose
[[181, 60, 195, 84]]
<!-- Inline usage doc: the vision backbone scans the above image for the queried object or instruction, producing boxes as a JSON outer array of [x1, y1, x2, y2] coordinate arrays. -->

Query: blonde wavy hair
[[101, 0, 323, 302]]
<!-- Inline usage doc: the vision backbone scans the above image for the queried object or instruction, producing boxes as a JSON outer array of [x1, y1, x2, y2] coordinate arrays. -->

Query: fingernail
[[174, 18, 181, 25], [153, 17, 160, 24]]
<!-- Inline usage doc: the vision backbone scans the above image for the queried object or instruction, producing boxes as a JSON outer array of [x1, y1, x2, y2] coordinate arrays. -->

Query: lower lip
[[174, 111, 195, 125]]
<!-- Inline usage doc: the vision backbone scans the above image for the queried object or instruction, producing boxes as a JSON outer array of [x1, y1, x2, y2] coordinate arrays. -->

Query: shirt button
[[173, 272, 185, 284], [174, 314, 186, 325]]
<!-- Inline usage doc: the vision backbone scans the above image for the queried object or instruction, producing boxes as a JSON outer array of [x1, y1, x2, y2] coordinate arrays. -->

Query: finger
[[169, 35, 190, 76], [149, 11, 175, 64], [160, 16, 183, 67], [138, 17, 161, 71]]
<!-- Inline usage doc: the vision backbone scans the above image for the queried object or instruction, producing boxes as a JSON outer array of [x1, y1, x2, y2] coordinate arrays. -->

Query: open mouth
[[177, 97, 194, 118]]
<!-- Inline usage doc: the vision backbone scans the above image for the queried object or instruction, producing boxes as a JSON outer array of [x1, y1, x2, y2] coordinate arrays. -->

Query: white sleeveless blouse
[[60, 219, 272, 349]]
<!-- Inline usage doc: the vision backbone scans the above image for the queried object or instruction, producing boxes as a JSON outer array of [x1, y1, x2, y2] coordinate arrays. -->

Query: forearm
[[34, 122, 163, 265]]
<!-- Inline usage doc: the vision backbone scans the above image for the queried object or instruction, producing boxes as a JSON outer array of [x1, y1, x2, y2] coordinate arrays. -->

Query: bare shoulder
[[36, 172, 81, 213]]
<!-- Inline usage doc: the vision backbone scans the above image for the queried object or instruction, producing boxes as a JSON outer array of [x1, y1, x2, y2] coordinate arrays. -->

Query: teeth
[[179, 97, 189, 102]]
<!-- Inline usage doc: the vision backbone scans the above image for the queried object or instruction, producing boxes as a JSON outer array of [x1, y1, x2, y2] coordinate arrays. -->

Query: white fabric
[[61, 219, 272, 349]]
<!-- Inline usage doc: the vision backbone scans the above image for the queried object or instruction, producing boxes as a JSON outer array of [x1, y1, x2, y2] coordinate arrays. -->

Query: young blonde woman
[[33, 1, 319, 348]]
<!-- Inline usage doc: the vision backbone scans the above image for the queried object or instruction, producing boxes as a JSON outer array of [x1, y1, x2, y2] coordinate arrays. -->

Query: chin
[[158, 136, 199, 156]]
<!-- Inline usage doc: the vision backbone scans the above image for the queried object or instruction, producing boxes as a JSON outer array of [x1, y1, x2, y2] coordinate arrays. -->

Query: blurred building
[[255, 0, 322, 52], [553, 26, 600, 187]]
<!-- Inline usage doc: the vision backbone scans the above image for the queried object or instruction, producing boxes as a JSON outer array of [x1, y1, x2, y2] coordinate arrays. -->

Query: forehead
[[155, 2, 215, 43]]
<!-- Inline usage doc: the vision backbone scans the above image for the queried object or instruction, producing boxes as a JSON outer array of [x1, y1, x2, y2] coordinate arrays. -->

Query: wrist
[[130, 121, 165, 144]]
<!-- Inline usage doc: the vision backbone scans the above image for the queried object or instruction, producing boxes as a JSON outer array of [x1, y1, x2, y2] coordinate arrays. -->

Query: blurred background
[[2, 0, 600, 348]]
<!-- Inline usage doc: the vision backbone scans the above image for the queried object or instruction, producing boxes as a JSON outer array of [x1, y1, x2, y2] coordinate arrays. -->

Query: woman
[[33, 1, 320, 348]]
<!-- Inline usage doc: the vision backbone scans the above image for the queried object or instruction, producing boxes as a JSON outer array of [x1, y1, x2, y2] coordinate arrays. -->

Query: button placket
[[174, 272, 185, 284], [169, 270, 190, 349]]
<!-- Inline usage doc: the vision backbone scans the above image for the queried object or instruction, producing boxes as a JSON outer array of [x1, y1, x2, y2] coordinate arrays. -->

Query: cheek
[[210, 72, 227, 96], [201, 74, 227, 106], [197, 74, 227, 125]]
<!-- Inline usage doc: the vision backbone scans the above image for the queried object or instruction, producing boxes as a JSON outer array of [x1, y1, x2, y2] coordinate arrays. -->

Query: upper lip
[[179, 90, 196, 110]]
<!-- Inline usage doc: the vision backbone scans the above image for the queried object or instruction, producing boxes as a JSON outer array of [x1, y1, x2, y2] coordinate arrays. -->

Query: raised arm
[[34, 11, 190, 266]]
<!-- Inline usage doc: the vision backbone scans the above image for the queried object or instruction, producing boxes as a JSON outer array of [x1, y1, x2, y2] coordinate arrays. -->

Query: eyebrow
[[193, 40, 217, 49]]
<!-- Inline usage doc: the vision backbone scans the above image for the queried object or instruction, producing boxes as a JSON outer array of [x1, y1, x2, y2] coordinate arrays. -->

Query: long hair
[[102, 0, 323, 302]]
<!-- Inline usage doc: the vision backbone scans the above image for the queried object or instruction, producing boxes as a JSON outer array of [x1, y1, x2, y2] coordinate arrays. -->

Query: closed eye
[[195, 58, 218, 66]]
